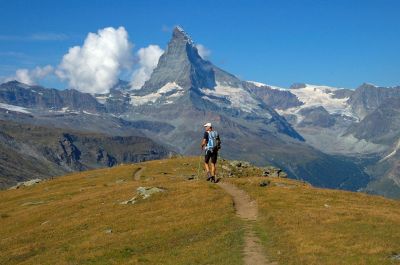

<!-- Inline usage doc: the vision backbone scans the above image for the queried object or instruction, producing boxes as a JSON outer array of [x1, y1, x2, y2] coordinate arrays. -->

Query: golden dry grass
[[0, 157, 243, 265], [227, 177, 400, 265], [1, 157, 400, 265]]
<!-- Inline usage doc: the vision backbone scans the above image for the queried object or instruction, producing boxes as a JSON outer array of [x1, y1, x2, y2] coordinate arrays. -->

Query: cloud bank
[[5, 65, 54, 85], [56, 27, 132, 94], [1, 27, 166, 93], [130, 45, 164, 89]]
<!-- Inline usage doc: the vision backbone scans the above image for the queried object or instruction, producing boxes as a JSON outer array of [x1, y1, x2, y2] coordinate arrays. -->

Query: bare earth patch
[[218, 182, 277, 265], [133, 167, 145, 180]]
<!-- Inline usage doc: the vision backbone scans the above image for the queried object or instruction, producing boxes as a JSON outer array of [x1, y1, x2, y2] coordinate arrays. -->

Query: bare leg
[[204, 162, 210, 174], [211, 163, 216, 177]]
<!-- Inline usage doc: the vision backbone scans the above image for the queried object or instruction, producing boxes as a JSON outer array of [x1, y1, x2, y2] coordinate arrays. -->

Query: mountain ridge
[[0, 26, 399, 197]]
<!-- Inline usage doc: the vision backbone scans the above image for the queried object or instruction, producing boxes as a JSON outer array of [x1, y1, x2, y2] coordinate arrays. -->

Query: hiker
[[201, 122, 221, 183]]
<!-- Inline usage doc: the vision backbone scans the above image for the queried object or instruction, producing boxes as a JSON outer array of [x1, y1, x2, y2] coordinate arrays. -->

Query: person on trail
[[201, 122, 221, 183]]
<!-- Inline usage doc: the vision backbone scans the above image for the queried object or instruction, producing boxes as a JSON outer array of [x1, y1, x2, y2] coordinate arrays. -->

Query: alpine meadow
[[1, 1, 400, 264]]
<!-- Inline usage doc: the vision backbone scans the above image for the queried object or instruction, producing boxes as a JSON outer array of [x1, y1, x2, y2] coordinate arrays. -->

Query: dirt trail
[[218, 182, 277, 265], [133, 167, 145, 180]]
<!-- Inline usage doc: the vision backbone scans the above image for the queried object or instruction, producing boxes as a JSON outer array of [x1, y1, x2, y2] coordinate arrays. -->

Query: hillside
[[1, 157, 399, 264], [0, 119, 170, 188]]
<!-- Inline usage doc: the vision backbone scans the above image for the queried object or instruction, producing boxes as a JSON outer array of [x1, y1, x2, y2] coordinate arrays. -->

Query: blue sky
[[0, 0, 399, 89]]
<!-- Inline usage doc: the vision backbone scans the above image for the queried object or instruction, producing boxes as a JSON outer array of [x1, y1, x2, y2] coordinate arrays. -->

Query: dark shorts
[[205, 150, 218, 164]]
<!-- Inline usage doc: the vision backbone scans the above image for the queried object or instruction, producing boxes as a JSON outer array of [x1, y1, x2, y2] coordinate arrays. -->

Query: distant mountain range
[[0, 26, 399, 198]]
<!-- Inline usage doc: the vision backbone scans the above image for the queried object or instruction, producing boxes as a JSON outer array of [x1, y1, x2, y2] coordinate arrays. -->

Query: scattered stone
[[120, 197, 137, 205], [137, 186, 165, 199], [229, 160, 252, 168], [41, 220, 50, 226], [222, 165, 231, 171], [182, 163, 190, 166], [279, 172, 288, 178], [105, 229, 113, 234], [21, 201, 45, 206], [121, 186, 166, 205], [391, 253, 400, 261], [115, 179, 125, 184], [324, 204, 331, 208], [230, 161, 242, 167], [259, 180, 270, 187], [184, 175, 196, 180], [9, 178, 42, 190], [262, 166, 287, 178], [241, 161, 251, 168]]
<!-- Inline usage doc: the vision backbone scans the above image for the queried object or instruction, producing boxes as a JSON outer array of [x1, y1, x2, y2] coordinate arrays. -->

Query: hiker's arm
[[201, 138, 206, 149], [201, 132, 208, 150]]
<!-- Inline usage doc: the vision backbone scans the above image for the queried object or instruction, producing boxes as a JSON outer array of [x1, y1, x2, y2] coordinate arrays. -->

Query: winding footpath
[[218, 182, 277, 265], [133, 167, 145, 180]]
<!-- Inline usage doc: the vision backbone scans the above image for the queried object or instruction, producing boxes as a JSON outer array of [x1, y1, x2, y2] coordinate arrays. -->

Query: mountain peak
[[172, 26, 193, 45], [289, 83, 307, 89], [140, 26, 214, 92]]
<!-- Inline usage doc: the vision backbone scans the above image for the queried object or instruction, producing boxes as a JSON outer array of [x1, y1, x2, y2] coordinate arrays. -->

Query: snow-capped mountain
[[126, 26, 303, 142], [3, 26, 400, 197], [245, 80, 400, 198], [128, 27, 279, 119], [114, 26, 372, 191]]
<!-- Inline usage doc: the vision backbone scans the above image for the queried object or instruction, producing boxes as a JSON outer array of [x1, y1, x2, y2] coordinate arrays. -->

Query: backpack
[[206, 131, 221, 153]]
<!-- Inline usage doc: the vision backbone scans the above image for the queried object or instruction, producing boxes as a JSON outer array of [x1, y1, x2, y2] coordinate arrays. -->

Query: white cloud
[[4, 65, 54, 85], [56, 26, 133, 94], [195, 44, 211, 59], [130, 45, 164, 89]]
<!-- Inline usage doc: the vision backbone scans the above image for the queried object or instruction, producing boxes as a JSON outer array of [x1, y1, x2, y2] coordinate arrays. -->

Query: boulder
[[221, 165, 231, 171], [391, 253, 400, 261], [120, 197, 136, 205], [137, 186, 165, 199], [262, 166, 287, 178], [121, 186, 166, 205], [230, 161, 242, 167], [9, 178, 42, 190], [229, 160, 251, 168], [259, 180, 270, 187]]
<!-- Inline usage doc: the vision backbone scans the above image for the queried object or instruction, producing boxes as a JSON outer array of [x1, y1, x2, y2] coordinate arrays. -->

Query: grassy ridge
[[1, 157, 400, 264], [0, 157, 243, 265], [228, 177, 400, 265]]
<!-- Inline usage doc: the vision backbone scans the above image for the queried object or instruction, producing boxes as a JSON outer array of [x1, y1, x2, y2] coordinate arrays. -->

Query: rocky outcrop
[[96, 148, 117, 167], [262, 166, 288, 178], [0, 81, 106, 113], [298, 106, 336, 128], [348, 83, 400, 119], [0, 120, 171, 189], [58, 133, 83, 170], [120, 186, 166, 205], [246, 83, 303, 110], [9, 178, 42, 190]]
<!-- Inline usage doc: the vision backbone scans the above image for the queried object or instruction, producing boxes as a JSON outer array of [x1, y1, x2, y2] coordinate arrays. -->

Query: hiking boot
[[206, 172, 212, 181], [210, 176, 216, 183]]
